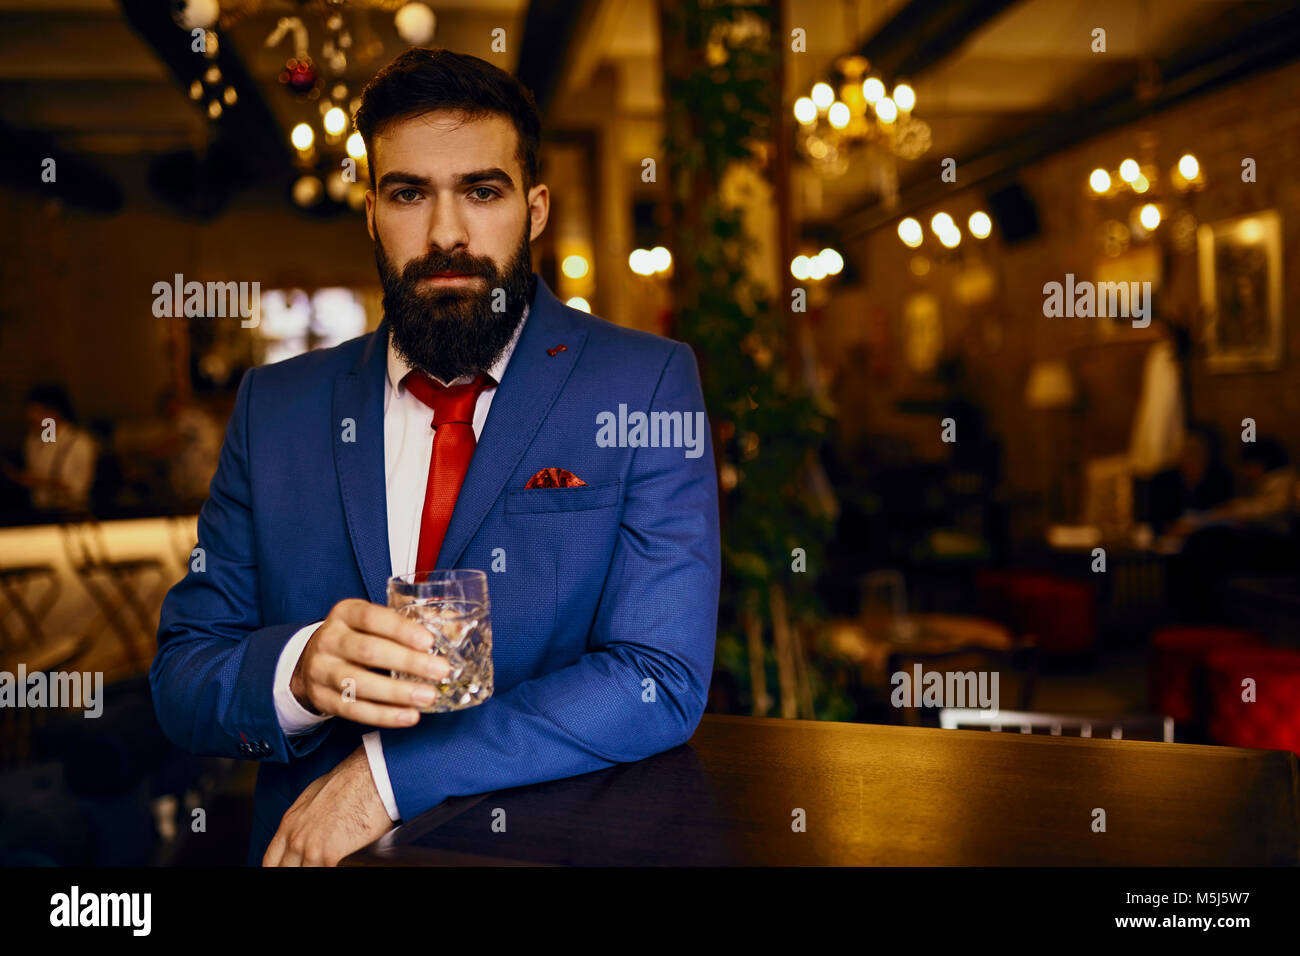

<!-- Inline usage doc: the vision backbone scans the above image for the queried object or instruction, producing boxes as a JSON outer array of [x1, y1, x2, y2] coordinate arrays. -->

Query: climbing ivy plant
[[660, 0, 849, 720]]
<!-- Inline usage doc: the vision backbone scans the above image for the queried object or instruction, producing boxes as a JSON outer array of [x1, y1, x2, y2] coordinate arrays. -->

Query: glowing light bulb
[[898, 218, 923, 247], [323, 107, 347, 136], [827, 102, 850, 129], [968, 211, 992, 239], [862, 77, 885, 103], [811, 83, 834, 110], [346, 132, 366, 159], [1139, 204, 1161, 230], [292, 175, 323, 207], [1119, 159, 1140, 183], [793, 97, 817, 125], [1178, 154, 1199, 180], [892, 84, 915, 112], [790, 255, 811, 280], [291, 123, 314, 151], [819, 248, 844, 275], [649, 246, 672, 273], [1089, 168, 1111, 193], [562, 255, 589, 279], [874, 97, 897, 123], [930, 212, 955, 236]]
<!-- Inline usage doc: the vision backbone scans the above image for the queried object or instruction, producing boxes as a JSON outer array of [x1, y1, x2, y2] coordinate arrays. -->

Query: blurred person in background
[[1174, 423, 1234, 515], [155, 388, 222, 511], [1164, 435, 1297, 620], [1169, 436, 1295, 538], [2, 384, 98, 516], [1129, 315, 1187, 534]]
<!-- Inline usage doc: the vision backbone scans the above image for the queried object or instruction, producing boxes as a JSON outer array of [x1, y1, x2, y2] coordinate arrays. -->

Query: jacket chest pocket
[[504, 479, 622, 515]]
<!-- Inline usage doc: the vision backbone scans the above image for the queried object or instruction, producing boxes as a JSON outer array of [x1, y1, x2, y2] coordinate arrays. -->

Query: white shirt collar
[[386, 301, 529, 394]]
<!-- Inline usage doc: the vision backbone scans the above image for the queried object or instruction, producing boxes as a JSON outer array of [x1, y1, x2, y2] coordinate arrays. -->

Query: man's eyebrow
[[454, 167, 515, 190], [376, 168, 516, 191], [376, 171, 430, 190]]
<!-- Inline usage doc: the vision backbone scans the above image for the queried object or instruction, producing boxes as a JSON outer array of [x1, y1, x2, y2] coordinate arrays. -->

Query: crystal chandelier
[[793, 54, 931, 184], [1085, 135, 1206, 257], [172, 1, 441, 209]]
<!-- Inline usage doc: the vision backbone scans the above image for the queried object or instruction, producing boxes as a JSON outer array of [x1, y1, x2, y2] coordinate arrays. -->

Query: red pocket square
[[524, 468, 588, 489]]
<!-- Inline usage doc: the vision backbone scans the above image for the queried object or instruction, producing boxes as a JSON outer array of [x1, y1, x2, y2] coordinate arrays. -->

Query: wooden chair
[[0, 563, 61, 656], [60, 518, 167, 670], [0, 562, 86, 767], [938, 708, 1174, 742], [889, 642, 1038, 725]]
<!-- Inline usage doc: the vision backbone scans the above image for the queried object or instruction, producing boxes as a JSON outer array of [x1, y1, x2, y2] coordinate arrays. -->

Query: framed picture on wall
[[1197, 210, 1283, 372]]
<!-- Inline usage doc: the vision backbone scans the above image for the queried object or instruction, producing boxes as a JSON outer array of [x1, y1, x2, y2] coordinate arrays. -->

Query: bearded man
[[150, 48, 720, 866]]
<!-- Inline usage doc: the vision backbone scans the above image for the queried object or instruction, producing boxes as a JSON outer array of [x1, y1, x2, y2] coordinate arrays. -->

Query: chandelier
[[173, 1, 441, 209], [1085, 134, 1205, 257], [793, 54, 931, 184]]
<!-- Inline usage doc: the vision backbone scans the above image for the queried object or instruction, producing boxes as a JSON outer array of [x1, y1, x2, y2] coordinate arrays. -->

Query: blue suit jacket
[[150, 274, 720, 864]]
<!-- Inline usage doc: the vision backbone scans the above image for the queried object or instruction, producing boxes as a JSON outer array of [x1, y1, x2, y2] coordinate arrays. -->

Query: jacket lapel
[[436, 273, 587, 568], [333, 321, 392, 604]]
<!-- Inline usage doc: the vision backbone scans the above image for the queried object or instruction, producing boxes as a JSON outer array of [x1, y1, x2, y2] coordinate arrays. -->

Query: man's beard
[[376, 226, 534, 383]]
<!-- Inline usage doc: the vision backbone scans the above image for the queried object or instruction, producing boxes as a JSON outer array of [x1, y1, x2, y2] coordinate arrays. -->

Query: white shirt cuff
[[273, 621, 332, 735], [363, 730, 401, 823]]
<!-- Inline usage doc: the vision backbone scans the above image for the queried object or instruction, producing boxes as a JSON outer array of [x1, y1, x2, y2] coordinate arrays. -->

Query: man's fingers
[[335, 668, 440, 708], [337, 629, 449, 679], [336, 697, 424, 728], [337, 600, 433, 650], [263, 830, 286, 867]]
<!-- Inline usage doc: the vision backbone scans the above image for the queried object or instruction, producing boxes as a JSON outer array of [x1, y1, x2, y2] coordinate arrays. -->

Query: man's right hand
[[289, 598, 449, 728]]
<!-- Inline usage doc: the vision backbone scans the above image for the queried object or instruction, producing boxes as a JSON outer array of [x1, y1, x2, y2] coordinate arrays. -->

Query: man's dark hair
[[354, 48, 541, 193], [1242, 436, 1289, 471], [27, 383, 76, 422], [1186, 422, 1222, 460]]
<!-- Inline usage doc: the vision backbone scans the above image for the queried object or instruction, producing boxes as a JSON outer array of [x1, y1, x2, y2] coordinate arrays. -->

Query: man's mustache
[[401, 252, 494, 283]]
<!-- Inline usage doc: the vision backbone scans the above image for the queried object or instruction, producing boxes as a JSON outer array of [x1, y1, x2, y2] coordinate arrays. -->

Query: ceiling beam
[[0, 118, 124, 212], [0, 9, 167, 80], [515, 0, 596, 119], [857, 0, 1022, 80], [116, 0, 291, 212]]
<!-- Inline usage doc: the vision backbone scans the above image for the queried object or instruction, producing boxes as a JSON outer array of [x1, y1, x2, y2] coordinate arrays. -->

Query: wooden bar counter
[[346, 714, 1300, 866]]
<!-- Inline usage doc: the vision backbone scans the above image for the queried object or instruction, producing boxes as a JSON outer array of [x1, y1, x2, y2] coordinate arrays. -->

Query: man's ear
[[527, 183, 549, 242], [365, 190, 377, 240]]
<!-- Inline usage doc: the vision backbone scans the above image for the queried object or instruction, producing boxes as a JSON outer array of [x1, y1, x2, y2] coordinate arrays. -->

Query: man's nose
[[425, 193, 469, 255]]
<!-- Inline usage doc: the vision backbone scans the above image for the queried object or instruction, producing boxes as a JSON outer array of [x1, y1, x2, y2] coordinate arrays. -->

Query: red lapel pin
[[546, 344, 567, 357]]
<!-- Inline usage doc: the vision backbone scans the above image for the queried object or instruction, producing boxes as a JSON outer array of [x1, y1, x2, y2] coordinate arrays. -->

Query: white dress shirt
[[24, 422, 97, 511], [271, 305, 528, 822]]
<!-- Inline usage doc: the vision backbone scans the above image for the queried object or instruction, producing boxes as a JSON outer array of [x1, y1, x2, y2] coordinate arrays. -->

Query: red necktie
[[403, 370, 495, 573]]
